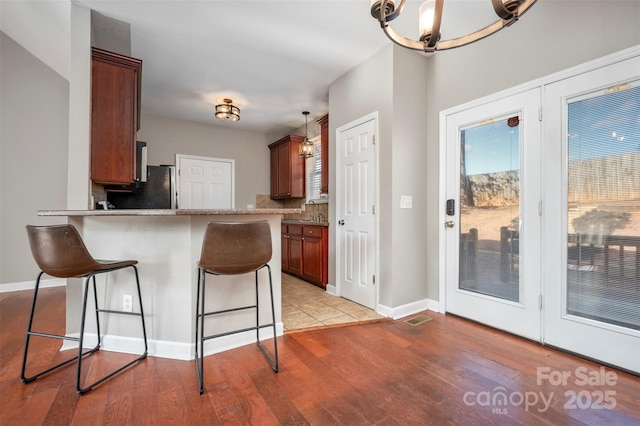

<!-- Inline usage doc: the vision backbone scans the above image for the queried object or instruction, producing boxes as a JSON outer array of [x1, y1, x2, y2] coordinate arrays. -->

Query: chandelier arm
[[382, 25, 429, 52], [435, 0, 536, 50], [378, 0, 407, 25], [491, 0, 515, 20]]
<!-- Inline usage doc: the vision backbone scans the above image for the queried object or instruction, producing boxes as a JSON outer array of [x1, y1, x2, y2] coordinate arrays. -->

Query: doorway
[[443, 88, 542, 341], [335, 113, 378, 310], [441, 52, 640, 373], [542, 57, 640, 373], [175, 154, 235, 209]]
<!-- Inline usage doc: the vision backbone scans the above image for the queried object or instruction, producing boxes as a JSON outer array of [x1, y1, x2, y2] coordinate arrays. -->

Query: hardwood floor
[[1, 286, 639, 425]]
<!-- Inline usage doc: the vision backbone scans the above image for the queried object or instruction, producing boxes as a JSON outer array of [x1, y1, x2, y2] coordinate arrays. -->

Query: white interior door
[[542, 56, 640, 373], [336, 114, 377, 309], [443, 88, 542, 341], [176, 155, 235, 209]]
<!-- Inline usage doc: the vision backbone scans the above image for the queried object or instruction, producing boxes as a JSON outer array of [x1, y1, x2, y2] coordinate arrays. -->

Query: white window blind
[[306, 136, 327, 203], [566, 80, 640, 331]]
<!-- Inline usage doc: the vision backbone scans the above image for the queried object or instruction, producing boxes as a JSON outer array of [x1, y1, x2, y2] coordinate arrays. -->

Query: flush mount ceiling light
[[215, 98, 240, 122], [299, 111, 314, 159], [370, 0, 537, 53]]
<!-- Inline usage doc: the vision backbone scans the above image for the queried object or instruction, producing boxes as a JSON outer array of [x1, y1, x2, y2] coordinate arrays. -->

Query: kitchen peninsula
[[39, 208, 299, 360]]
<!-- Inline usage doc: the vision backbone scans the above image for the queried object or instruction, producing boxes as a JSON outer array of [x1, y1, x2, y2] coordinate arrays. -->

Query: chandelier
[[215, 98, 240, 122], [370, 0, 537, 53], [299, 111, 314, 159]]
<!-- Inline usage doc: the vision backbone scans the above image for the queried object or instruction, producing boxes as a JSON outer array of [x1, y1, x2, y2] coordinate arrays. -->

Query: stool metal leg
[[195, 267, 206, 394], [75, 265, 148, 395], [255, 265, 278, 373], [195, 264, 279, 395], [21, 272, 86, 383]]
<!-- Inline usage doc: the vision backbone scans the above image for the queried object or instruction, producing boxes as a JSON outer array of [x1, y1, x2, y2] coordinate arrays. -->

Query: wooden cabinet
[[287, 225, 303, 277], [269, 135, 305, 199], [282, 223, 328, 288], [317, 114, 329, 194], [90, 48, 142, 186], [302, 225, 328, 285]]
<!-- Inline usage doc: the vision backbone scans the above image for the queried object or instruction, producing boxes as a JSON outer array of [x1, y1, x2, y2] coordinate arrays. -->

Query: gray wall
[[328, 45, 394, 306], [137, 114, 271, 209], [0, 32, 69, 284], [329, 44, 430, 309]]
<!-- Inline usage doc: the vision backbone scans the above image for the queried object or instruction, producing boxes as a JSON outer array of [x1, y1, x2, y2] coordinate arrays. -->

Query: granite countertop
[[38, 208, 301, 217], [282, 219, 330, 227]]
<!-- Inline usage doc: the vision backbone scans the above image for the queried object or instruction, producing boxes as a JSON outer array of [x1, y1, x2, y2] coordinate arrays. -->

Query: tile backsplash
[[256, 194, 328, 222]]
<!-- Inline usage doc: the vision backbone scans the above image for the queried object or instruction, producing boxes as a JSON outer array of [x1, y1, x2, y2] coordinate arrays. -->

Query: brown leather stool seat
[[21, 224, 148, 395], [195, 221, 278, 394]]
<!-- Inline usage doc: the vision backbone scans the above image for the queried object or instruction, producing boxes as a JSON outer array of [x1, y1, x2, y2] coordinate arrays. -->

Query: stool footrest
[[202, 323, 276, 342], [26, 331, 80, 342], [201, 304, 256, 318], [97, 308, 144, 317]]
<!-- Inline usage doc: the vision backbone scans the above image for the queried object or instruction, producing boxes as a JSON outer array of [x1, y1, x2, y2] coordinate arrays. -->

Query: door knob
[[338, 220, 345, 226], [444, 221, 455, 228]]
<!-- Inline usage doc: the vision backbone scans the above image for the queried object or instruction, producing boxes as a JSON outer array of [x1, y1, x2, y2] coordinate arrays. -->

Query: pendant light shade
[[215, 98, 240, 122], [299, 111, 314, 159]]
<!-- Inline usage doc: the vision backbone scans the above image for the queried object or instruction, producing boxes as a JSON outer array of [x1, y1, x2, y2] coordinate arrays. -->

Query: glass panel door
[[460, 115, 521, 303], [444, 88, 541, 341], [543, 55, 640, 373], [566, 81, 640, 330]]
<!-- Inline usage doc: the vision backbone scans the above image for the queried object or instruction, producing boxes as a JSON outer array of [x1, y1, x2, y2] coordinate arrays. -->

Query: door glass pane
[[459, 115, 521, 302], [567, 80, 640, 330]]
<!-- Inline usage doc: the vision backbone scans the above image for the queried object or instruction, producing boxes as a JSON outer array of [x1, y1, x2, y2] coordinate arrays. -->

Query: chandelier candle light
[[370, 0, 537, 53], [215, 98, 240, 122], [299, 111, 314, 159]]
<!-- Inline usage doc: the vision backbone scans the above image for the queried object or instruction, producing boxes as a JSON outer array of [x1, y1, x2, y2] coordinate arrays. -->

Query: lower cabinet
[[282, 224, 328, 288]]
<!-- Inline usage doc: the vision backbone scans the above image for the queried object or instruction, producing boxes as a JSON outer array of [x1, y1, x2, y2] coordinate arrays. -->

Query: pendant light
[[299, 111, 314, 158]]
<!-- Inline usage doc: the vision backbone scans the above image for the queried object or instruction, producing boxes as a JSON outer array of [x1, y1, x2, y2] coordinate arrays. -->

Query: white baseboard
[[0, 278, 66, 293], [58, 323, 285, 361], [325, 284, 336, 295], [377, 298, 436, 320]]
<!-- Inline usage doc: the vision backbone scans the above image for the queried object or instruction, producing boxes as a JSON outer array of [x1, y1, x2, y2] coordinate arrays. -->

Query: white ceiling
[[78, 0, 511, 135]]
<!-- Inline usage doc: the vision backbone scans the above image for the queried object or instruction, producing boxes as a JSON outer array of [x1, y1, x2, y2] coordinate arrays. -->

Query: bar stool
[[195, 221, 278, 394], [21, 224, 148, 395]]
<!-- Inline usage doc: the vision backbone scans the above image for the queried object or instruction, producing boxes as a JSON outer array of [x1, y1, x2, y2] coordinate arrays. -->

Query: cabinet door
[[281, 225, 289, 272], [277, 143, 290, 197], [90, 48, 142, 185], [287, 225, 303, 276], [271, 148, 280, 197], [269, 135, 306, 199], [288, 234, 302, 276], [302, 236, 323, 285], [288, 136, 305, 198]]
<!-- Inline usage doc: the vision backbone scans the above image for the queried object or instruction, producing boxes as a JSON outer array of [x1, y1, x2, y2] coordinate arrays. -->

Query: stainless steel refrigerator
[[107, 165, 177, 209]]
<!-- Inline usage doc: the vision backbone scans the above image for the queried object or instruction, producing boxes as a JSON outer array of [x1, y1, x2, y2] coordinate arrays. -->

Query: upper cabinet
[[269, 135, 305, 199], [317, 114, 329, 194], [90, 48, 142, 186]]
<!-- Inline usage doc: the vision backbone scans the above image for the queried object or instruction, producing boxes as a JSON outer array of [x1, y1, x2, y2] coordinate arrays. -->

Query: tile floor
[[281, 273, 386, 332]]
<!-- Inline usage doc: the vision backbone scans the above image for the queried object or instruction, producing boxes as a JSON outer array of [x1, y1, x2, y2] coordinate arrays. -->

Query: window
[[306, 135, 327, 203]]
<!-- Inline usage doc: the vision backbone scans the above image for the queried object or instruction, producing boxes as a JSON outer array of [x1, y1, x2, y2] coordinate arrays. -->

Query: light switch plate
[[400, 195, 413, 209]]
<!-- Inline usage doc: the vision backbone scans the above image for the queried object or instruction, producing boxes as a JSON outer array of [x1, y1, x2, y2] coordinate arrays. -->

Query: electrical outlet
[[123, 295, 133, 312]]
